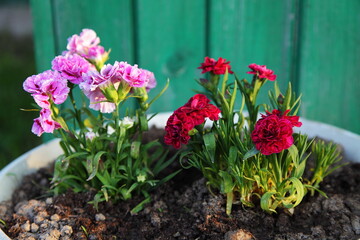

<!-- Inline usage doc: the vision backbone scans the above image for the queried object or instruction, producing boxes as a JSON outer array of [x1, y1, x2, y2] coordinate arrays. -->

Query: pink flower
[[32, 109, 62, 136], [198, 57, 234, 75], [52, 54, 91, 84], [247, 64, 277, 81], [251, 110, 302, 155], [23, 70, 69, 109], [142, 69, 157, 91], [121, 64, 149, 88], [164, 94, 221, 149], [79, 71, 116, 113], [66, 29, 106, 61]]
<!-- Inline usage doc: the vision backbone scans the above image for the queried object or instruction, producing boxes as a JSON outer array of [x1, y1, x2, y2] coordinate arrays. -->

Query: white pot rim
[[1, 112, 360, 239]]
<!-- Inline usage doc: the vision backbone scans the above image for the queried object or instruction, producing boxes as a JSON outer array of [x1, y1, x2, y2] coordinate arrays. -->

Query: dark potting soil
[[1, 128, 360, 240]]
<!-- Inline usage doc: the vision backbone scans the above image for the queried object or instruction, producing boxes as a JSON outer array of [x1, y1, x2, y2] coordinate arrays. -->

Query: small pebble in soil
[[31, 222, 39, 233], [224, 229, 255, 240], [60, 225, 73, 236], [50, 214, 60, 221], [21, 220, 31, 232], [95, 213, 106, 221], [34, 215, 45, 224], [45, 197, 53, 205]]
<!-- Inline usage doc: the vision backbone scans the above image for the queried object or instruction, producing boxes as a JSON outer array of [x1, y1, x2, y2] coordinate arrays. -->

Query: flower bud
[[117, 81, 132, 102], [277, 94, 285, 105], [120, 117, 135, 129], [99, 81, 119, 103], [133, 86, 148, 103]]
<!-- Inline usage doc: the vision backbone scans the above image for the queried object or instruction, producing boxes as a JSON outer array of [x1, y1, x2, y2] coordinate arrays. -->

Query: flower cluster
[[23, 29, 175, 211], [164, 94, 221, 148], [165, 57, 342, 215], [23, 29, 156, 135]]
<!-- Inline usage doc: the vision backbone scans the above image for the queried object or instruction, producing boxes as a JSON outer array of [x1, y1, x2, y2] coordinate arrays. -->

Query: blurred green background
[[0, 0, 41, 169]]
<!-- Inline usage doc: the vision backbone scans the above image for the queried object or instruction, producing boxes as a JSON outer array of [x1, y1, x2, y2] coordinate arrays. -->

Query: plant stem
[[226, 191, 234, 216], [68, 87, 85, 131]]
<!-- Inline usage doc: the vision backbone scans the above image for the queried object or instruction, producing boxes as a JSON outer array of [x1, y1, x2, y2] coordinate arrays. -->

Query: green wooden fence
[[30, 0, 360, 134]]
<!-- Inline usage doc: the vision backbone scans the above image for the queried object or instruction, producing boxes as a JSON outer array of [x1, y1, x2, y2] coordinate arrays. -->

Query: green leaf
[[219, 171, 234, 193], [243, 147, 260, 160], [130, 141, 141, 159], [131, 196, 151, 214], [287, 177, 305, 207], [157, 169, 182, 186], [287, 144, 299, 165], [203, 132, 216, 163], [228, 146, 238, 166], [221, 68, 229, 95], [147, 79, 170, 108], [228, 81, 237, 114], [121, 182, 139, 200], [117, 127, 126, 154], [260, 191, 277, 213], [86, 151, 107, 181]]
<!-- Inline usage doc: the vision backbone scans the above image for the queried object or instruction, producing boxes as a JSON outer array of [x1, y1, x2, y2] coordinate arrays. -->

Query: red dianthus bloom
[[198, 57, 234, 75], [251, 110, 302, 155], [164, 94, 221, 149], [247, 63, 277, 81]]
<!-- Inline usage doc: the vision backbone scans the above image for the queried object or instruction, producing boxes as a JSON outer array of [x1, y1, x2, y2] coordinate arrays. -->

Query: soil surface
[[1, 129, 360, 240]]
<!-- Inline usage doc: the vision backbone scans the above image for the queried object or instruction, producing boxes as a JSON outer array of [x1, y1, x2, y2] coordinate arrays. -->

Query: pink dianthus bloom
[[52, 54, 91, 84], [32, 109, 62, 136], [142, 69, 157, 91], [66, 28, 105, 61], [23, 70, 69, 109], [198, 57, 234, 75], [79, 70, 117, 113], [164, 94, 221, 149], [121, 64, 149, 88], [247, 63, 277, 81], [251, 109, 302, 155]]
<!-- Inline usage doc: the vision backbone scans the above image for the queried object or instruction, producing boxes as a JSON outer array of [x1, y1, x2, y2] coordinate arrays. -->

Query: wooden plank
[[209, 0, 300, 106], [29, 0, 56, 72], [50, 0, 136, 114], [51, 0, 134, 62], [297, 0, 360, 134], [136, 0, 207, 113]]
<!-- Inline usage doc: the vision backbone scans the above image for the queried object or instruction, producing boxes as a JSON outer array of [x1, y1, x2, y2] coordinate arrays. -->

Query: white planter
[[1, 113, 360, 239]]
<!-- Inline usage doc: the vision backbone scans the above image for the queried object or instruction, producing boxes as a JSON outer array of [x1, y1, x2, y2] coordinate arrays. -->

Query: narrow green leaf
[[157, 169, 182, 186], [287, 177, 305, 207], [287, 145, 299, 165], [130, 141, 141, 159], [147, 79, 170, 108], [219, 171, 234, 193], [87, 151, 107, 181], [229, 81, 237, 114], [131, 196, 151, 214], [243, 147, 260, 160], [228, 146, 238, 166], [203, 132, 216, 163], [260, 191, 277, 213]]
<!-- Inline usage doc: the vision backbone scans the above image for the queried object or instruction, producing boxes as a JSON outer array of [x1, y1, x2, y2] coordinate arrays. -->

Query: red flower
[[247, 63, 277, 81], [198, 57, 234, 75], [164, 94, 221, 149], [251, 110, 302, 155]]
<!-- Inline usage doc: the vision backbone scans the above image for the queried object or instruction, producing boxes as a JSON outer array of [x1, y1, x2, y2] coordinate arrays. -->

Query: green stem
[[68, 88, 85, 131], [226, 191, 234, 216]]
